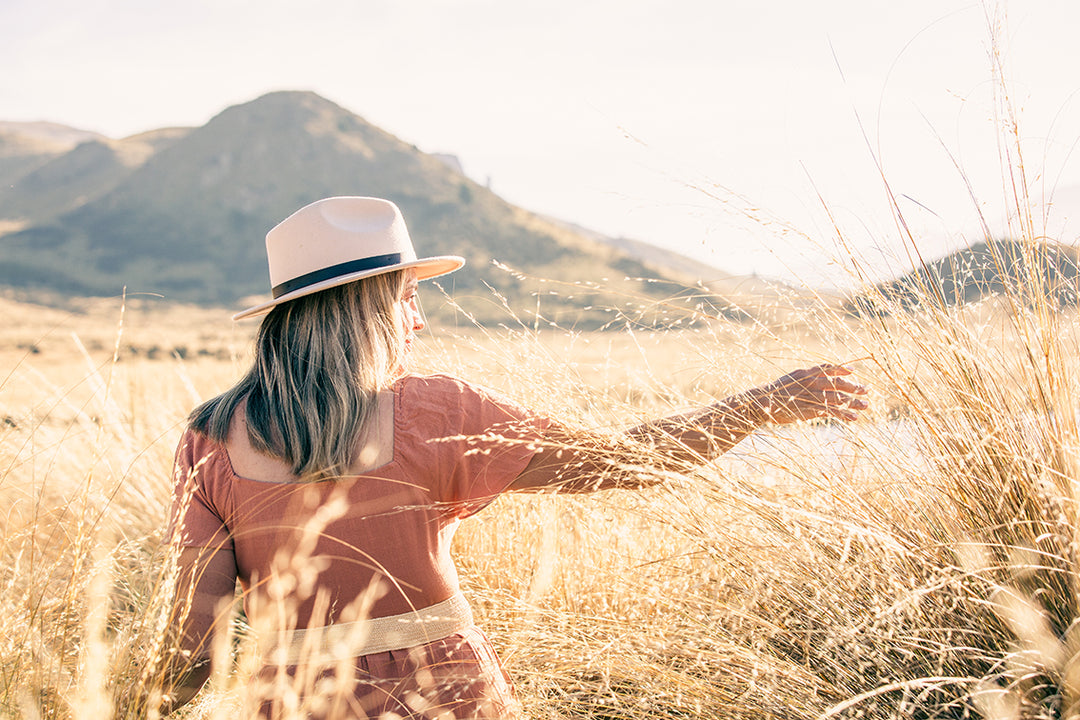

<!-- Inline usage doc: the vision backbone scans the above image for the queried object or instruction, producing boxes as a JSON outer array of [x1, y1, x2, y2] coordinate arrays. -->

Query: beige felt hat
[[234, 197, 465, 320]]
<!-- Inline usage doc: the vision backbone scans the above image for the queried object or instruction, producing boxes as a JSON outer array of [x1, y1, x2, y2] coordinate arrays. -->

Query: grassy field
[[2, 258, 1079, 720]]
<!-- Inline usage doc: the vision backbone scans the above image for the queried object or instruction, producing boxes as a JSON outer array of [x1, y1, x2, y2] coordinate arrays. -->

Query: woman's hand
[[745, 364, 869, 425]]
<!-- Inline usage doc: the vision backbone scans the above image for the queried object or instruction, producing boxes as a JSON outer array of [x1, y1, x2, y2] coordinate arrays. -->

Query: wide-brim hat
[[234, 196, 464, 320]]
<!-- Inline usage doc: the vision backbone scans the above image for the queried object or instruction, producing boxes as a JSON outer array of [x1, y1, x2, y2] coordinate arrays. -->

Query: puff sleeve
[[397, 374, 550, 517], [167, 429, 234, 550]]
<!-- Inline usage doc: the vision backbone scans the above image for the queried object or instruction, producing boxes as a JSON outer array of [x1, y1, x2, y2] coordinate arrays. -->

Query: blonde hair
[[189, 271, 407, 481]]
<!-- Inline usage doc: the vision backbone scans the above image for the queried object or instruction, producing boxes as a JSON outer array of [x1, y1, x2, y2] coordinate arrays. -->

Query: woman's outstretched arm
[[510, 364, 868, 492]]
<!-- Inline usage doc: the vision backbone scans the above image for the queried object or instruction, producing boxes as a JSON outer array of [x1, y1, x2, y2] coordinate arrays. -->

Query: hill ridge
[[848, 237, 1080, 314]]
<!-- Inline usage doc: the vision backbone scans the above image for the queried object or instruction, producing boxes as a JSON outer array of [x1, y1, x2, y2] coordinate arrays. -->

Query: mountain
[[0, 121, 109, 189], [0, 129, 191, 226], [0, 91, 743, 326], [0, 121, 104, 148], [847, 238, 1080, 315]]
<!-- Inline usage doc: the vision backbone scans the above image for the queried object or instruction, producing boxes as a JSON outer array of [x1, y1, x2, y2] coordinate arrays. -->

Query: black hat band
[[272, 253, 405, 299]]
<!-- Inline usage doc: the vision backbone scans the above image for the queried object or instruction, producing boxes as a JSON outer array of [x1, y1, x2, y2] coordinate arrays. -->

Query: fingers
[[817, 366, 869, 421], [802, 365, 868, 395], [777, 367, 866, 396], [821, 389, 870, 421], [766, 364, 870, 423], [822, 374, 867, 396]]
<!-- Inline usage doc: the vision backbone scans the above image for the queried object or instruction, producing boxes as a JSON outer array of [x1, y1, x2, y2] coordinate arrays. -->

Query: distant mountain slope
[[848, 238, 1080, 314], [542, 215, 826, 315], [541, 216, 732, 283], [0, 121, 104, 148], [0, 133, 193, 224], [0, 91, 741, 326], [0, 121, 107, 190]]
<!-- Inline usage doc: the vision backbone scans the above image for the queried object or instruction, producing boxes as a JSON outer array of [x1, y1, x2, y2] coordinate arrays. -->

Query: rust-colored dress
[[169, 373, 548, 719]]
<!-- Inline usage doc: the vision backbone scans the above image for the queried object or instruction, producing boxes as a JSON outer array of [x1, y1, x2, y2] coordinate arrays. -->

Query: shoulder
[[396, 373, 547, 439], [395, 374, 474, 433], [176, 426, 216, 461], [398, 372, 467, 393], [397, 372, 482, 406], [173, 425, 231, 481], [397, 373, 525, 414], [398, 372, 485, 394]]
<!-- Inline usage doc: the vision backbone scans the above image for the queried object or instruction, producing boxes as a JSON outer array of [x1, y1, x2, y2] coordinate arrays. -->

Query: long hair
[[189, 270, 408, 481]]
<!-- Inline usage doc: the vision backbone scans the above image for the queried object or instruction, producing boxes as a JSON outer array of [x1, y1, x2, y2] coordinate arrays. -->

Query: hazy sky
[[4, 0, 1080, 285]]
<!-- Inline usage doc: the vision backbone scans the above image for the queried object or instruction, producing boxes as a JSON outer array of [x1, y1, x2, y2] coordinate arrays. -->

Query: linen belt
[[260, 591, 475, 666]]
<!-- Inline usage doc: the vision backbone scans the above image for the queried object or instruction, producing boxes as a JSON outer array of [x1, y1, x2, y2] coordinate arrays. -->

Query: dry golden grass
[[3, 260, 1080, 719]]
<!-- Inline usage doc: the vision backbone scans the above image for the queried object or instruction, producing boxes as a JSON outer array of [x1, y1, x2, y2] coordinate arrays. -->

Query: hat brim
[[233, 255, 465, 321]]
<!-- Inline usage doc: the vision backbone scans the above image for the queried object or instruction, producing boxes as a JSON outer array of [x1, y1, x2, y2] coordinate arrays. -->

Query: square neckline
[[222, 377, 407, 484]]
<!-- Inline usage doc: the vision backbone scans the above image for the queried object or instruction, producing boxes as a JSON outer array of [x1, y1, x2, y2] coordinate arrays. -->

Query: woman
[[162, 196, 868, 718]]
